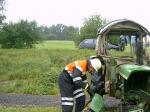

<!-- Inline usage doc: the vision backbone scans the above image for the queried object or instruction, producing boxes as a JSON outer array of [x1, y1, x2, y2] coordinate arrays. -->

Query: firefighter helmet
[[90, 58, 101, 72]]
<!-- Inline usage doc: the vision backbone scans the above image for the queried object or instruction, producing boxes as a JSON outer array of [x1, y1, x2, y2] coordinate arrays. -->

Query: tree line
[[0, 0, 108, 48], [39, 24, 79, 41]]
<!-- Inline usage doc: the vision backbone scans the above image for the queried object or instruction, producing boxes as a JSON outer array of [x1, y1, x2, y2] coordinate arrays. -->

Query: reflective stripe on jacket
[[65, 60, 88, 77]]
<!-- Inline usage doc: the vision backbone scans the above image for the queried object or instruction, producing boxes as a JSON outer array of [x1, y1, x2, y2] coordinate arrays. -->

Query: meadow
[[35, 40, 77, 50], [1, 41, 149, 95], [1, 41, 149, 112], [0, 40, 96, 112], [0, 40, 95, 95]]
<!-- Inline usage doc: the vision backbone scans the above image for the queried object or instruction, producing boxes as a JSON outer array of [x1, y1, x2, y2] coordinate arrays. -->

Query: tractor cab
[[94, 19, 150, 111]]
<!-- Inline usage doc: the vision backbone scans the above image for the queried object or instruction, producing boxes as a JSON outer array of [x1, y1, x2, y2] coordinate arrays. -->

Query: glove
[[87, 84, 96, 98], [81, 82, 89, 90], [87, 81, 105, 97]]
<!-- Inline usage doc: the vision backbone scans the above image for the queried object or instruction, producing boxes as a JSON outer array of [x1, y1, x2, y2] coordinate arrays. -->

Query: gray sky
[[5, 0, 150, 30]]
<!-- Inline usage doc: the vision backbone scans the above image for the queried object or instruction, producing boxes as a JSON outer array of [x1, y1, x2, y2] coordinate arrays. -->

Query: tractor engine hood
[[119, 64, 150, 80]]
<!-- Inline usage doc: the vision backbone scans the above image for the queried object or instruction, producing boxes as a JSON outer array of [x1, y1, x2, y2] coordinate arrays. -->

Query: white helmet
[[90, 58, 101, 72]]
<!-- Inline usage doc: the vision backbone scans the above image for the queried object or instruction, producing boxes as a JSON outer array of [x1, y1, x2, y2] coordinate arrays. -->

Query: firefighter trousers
[[59, 70, 85, 112]]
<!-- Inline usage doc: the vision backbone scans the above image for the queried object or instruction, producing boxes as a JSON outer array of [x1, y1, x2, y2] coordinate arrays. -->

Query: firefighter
[[58, 57, 102, 112], [119, 34, 127, 51]]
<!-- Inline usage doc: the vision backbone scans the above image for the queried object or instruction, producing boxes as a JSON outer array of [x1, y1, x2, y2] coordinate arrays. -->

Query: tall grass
[[0, 106, 61, 112], [0, 41, 95, 95]]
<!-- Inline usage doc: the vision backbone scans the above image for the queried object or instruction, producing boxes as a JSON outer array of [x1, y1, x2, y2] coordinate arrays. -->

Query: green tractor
[[88, 19, 150, 112]]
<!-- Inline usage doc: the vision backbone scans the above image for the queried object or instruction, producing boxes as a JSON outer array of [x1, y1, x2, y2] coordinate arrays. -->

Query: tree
[[80, 14, 108, 42], [38, 25, 56, 40], [0, 0, 5, 24], [63, 26, 79, 40], [0, 20, 41, 48], [39, 24, 79, 41]]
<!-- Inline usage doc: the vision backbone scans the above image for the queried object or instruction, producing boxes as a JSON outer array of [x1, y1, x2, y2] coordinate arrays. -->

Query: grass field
[[0, 106, 61, 112], [35, 40, 76, 50], [1, 41, 149, 95], [0, 41, 95, 111], [0, 41, 95, 95], [1, 41, 149, 112]]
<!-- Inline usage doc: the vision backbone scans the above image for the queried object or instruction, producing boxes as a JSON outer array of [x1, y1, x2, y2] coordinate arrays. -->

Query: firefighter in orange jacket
[[58, 57, 102, 112]]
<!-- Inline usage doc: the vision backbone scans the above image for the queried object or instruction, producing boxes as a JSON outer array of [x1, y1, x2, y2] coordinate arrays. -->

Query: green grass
[[108, 44, 132, 57], [0, 41, 95, 95], [0, 106, 61, 112], [36, 40, 76, 50], [147, 46, 150, 54], [0, 40, 149, 95]]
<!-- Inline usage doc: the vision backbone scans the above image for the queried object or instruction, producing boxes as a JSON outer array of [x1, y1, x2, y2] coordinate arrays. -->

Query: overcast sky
[[5, 0, 150, 30]]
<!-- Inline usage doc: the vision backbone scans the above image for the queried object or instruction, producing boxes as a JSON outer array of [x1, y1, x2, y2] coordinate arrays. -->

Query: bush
[[0, 20, 41, 48]]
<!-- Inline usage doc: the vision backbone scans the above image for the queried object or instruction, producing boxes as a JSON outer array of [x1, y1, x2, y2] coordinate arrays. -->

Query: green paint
[[90, 93, 104, 112], [119, 64, 150, 80]]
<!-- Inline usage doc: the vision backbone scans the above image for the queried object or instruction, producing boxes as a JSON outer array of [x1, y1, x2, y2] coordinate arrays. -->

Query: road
[[0, 93, 121, 110], [0, 93, 60, 107]]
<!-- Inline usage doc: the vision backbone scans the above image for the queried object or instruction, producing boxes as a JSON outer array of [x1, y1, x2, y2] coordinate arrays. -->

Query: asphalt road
[[0, 93, 60, 107], [0, 93, 121, 109]]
